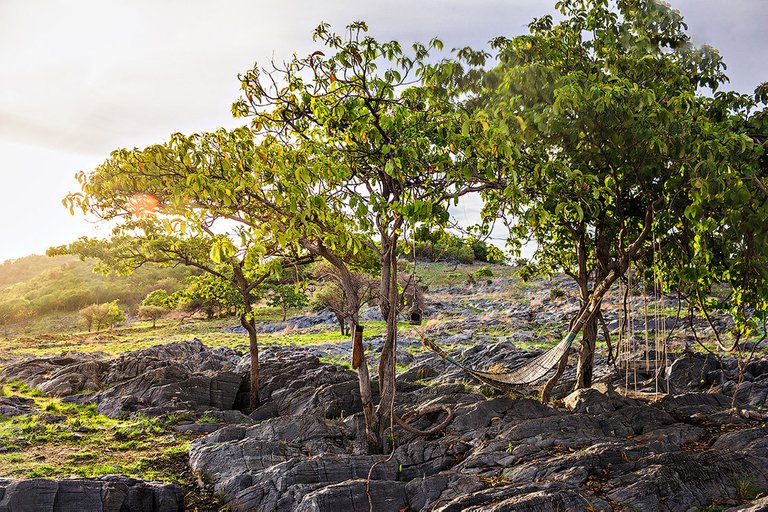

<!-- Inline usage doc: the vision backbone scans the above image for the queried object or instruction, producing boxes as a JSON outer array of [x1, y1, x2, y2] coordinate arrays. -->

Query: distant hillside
[[0, 254, 199, 323]]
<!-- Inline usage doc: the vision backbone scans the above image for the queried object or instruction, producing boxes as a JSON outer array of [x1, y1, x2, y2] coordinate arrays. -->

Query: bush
[[141, 289, 170, 307], [549, 287, 566, 300], [456, 246, 475, 264], [78, 300, 125, 332], [474, 266, 494, 278]]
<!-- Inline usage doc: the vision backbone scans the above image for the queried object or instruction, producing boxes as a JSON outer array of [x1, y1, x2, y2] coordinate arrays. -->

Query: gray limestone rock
[[0, 476, 182, 512]]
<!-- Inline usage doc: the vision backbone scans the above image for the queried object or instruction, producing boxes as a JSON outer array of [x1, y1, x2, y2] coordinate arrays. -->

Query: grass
[[0, 380, 200, 483]]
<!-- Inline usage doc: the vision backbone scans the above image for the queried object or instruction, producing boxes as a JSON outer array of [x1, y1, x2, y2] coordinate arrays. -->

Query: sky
[[1, 0, 766, 262]]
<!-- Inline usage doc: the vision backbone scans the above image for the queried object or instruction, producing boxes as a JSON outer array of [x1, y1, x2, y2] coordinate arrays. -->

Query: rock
[[405, 473, 485, 511], [73, 366, 243, 417], [295, 479, 408, 512], [720, 376, 768, 408], [32, 341, 248, 417], [605, 451, 768, 511], [0, 352, 108, 394], [172, 422, 222, 433], [432, 482, 600, 512], [0, 396, 35, 417], [667, 353, 721, 392], [0, 476, 183, 512], [725, 495, 768, 511], [713, 426, 768, 454]]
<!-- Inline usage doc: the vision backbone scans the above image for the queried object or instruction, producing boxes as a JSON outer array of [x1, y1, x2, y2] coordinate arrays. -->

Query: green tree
[[138, 289, 171, 328], [78, 304, 98, 332], [265, 284, 309, 322], [234, 22, 480, 451], [459, 0, 768, 391], [79, 300, 125, 331], [138, 305, 167, 328], [141, 289, 170, 308], [176, 274, 241, 319], [53, 218, 299, 412], [0, 298, 34, 327]]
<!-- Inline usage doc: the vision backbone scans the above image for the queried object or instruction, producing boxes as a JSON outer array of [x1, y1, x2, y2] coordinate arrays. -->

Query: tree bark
[[240, 312, 260, 411], [376, 238, 399, 453], [352, 322, 380, 453], [232, 262, 261, 412], [540, 346, 570, 402], [576, 315, 598, 389]]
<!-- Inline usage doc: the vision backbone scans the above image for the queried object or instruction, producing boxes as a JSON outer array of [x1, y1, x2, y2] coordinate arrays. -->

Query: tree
[[79, 300, 125, 331], [98, 300, 126, 329], [141, 289, 170, 307], [138, 305, 167, 328], [54, 198, 301, 412], [175, 274, 241, 319], [458, 0, 767, 390], [78, 304, 98, 332], [0, 298, 33, 328], [265, 284, 309, 322], [312, 262, 379, 335], [234, 22, 480, 452]]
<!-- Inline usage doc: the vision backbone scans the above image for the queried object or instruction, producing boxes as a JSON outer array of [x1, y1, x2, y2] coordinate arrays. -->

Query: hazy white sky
[[1, 0, 766, 262]]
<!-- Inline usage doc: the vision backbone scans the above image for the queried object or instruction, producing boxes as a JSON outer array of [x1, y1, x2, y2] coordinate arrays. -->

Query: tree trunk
[[540, 346, 570, 402], [576, 315, 598, 389], [300, 237, 388, 454], [232, 262, 260, 412], [376, 241, 398, 453], [240, 312, 260, 411], [352, 322, 380, 453]]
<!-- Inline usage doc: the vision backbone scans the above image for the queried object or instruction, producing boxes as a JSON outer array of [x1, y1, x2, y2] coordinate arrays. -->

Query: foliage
[[549, 287, 566, 301], [137, 305, 167, 328], [264, 284, 309, 321], [0, 256, 194, 325], [312, 261, 379, 335], [474, 266, 494, 278], [141, 289, 170, 308], [172, 274, 241, 320], [78, 300, 125, 332], [233, 20, 486, 452], [452, 0, 768, 383], [0, 298, 34, 327]]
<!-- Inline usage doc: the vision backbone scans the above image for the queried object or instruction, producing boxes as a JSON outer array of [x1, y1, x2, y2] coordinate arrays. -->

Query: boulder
[[0, 396, 35, 417], [14, 341, 249, 417], [666, 353, 721, 392], [0, 476, 182, 512]]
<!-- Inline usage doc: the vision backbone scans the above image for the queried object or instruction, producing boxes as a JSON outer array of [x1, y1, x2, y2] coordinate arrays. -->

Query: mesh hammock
[[420, 332, 577, 391]]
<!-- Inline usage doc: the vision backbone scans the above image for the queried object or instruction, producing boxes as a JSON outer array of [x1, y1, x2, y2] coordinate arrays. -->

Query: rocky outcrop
[[0, 476, 182, 512], [187, 368, 768, 512], [1, 340, 246, 418], [0, 396, 35, 417]]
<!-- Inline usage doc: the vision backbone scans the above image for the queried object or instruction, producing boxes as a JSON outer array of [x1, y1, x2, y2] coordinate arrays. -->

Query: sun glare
[[127, 193, 160, 217]]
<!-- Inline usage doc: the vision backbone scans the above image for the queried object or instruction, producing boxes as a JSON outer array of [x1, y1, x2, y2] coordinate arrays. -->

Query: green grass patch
[[0, 383, 199, 483]]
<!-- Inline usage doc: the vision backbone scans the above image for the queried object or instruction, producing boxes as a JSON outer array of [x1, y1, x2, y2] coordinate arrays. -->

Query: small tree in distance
[[312, 262, 379, 336], [265, 284, 309, 322], [138, 305, 167, 328], [79, 301, 125, 332]]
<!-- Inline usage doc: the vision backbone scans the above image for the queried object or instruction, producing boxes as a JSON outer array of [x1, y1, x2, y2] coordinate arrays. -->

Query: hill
[[0, 254, 199, 325]]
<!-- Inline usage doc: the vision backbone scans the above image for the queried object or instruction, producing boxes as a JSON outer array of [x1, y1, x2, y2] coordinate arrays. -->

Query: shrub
[[549, 287, 566, 300], [474, 266, 494, 278]]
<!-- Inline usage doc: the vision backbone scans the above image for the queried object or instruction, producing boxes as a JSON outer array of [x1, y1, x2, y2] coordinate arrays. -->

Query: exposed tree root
[[394, 404, 455, 436]]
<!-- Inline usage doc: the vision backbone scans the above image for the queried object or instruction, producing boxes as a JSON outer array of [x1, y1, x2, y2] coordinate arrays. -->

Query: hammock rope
[[419, 330, 577, 390]]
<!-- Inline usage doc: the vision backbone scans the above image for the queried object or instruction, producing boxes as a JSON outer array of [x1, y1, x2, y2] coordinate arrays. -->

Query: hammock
[[420, 332, 577, 391]]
